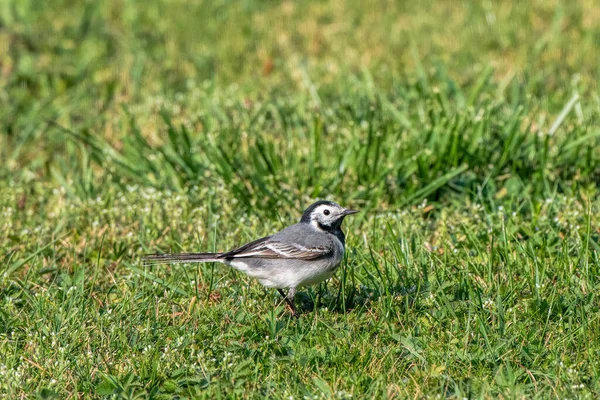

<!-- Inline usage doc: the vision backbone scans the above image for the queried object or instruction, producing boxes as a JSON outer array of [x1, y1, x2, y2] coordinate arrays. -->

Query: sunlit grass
[[2, 182, 600, 397], [1, 0, 600, 398]]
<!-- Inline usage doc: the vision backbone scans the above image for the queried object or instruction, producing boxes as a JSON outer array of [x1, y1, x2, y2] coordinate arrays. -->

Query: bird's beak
[[342, 209, 359, 216]]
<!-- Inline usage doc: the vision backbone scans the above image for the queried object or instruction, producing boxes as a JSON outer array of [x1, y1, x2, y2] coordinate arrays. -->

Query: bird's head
[[300, 200, 359, 230]]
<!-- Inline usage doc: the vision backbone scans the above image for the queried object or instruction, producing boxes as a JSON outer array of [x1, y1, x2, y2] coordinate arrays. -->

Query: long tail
[[142, 252, 223, 266]]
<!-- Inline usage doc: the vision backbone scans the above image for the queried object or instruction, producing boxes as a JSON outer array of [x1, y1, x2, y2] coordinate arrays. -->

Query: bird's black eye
[[323, 209, 330, 216]]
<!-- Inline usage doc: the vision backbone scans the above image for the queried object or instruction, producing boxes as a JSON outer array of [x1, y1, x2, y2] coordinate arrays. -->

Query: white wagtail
[[144, 200, 358, 316]]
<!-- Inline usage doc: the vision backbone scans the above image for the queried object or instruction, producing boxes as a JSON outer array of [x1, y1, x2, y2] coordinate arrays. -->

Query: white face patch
[[310, 204, 344, 230]]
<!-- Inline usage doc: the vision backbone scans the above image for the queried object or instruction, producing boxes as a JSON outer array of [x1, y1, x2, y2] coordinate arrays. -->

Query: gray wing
[[219, 224, 331, 260]]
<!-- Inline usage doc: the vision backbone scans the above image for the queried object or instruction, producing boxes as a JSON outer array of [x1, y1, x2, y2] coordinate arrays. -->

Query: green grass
[[2, 0, 600, 398]]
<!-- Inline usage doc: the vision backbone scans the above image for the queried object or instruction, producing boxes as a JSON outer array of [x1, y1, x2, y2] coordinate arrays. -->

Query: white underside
[[225, 260, 337, 289]]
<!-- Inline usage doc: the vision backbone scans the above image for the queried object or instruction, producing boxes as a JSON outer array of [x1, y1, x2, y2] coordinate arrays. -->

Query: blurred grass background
[[1, 0, 600, 398], [2, 0, 599, 198]]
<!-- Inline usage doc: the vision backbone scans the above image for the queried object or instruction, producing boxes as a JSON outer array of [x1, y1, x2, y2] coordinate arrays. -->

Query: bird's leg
[[277, 288, 298, 317]]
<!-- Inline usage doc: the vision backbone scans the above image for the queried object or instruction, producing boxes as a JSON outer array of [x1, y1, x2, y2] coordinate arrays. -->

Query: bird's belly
[[296, 266, 336, 288], [277, 258, 338, 288], [226, 257, 340, 289]]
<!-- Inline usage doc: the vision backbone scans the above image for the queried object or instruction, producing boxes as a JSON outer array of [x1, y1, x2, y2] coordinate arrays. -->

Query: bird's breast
[[327, 234, 345, 271]]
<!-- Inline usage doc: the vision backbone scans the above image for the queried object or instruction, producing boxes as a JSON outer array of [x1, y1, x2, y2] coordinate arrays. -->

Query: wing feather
[[219, 237, 330, 260]]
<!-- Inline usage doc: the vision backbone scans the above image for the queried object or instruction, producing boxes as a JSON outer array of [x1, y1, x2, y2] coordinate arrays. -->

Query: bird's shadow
[[288, 281, 427, 316]]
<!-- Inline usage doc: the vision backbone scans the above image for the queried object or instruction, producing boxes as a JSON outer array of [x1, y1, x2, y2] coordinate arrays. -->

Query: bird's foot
[[277, 288, 300, 318]]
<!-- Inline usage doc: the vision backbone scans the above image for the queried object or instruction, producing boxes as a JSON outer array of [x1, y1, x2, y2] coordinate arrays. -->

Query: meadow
[[1, 0, 600, 398]]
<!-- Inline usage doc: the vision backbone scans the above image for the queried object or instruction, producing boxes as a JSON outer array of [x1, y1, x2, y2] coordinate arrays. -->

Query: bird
[[143, 200, 359, 316]]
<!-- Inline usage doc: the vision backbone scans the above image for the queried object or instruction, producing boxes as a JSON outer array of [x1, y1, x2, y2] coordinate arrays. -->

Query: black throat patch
[[317, 222, 331, 231], [317, 222, 346, 246]]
